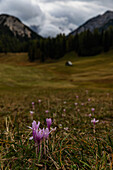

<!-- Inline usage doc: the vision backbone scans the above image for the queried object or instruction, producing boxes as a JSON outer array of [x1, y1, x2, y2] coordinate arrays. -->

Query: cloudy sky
[[0, 0, 113, 37]]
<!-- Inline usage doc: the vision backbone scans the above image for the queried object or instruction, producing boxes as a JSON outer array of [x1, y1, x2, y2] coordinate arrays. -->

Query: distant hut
[[65, 61, 72, 66]]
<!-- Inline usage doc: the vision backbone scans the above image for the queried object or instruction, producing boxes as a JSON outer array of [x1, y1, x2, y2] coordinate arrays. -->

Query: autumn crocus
[[29, 120, 40, 141], [63, 109, 66, 112], [45, 110, 49, 114], [91, 118, 99, 133], [32, 102, 35, 110], [76, 95, 79, 99], [43, 127, 56, 139], [38, 99, 41, 103], [29, 120, 43, 156], [91, 118, 99, 125], [29, 119, 56, 157], [30, 111, 34, 120], [43, 126, 56, 154], [88, 98, 91, 102], [30, 111, 34, 115], [46, 118, 52, 130], [91, 108, 95, 112], [43, 128, 50, 139], [88, 113, 92, 117]]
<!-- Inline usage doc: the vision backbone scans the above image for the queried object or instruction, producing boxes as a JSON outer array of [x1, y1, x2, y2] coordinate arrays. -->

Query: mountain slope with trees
[[69, 10, 113, 36], [0, 11, 113, 61], [28, 10, 113, 61], [0, 14, 41, 52]]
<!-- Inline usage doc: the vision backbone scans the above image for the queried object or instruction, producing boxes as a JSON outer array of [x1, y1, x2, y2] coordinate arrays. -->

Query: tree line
[[28, 26, 113, 62], [0, 25, 113, 61]]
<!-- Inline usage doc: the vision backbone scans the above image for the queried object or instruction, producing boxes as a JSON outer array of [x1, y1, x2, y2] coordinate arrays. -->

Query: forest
[[0, 25, 113, 61], [28, 26, 113, 61]]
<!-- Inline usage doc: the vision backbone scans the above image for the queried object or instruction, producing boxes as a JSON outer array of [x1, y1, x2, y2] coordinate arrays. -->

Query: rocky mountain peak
[[0, 14, 39, 39], [70, 10, 113, 36]]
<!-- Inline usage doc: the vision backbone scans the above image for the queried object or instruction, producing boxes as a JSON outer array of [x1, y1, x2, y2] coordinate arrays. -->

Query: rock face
[[70, 11, 113, 36], [0, 14, 40, 39]]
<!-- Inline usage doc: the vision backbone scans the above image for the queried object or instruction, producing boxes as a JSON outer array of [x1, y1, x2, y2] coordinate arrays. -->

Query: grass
[[0, 51, 113, 169], [0, 51, 113, 90]]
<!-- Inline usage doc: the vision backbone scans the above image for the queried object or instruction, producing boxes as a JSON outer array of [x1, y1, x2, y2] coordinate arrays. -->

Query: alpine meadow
[[0, 9, 113, 170]]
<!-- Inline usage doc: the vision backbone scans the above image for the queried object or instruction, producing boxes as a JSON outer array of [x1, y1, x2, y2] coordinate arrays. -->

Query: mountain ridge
[[70, 10, 113, 36], [0, 13, 41, 40]]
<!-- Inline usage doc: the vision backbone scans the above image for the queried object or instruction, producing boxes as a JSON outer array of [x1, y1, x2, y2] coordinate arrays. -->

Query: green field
[[0, 51, 113, 91], [0, 52, 113, 169]]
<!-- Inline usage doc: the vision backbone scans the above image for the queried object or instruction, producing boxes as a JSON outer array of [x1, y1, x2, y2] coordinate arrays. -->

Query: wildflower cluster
[[29, 118, 56, 154]]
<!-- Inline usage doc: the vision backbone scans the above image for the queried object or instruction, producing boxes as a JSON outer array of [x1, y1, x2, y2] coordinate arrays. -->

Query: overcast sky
[[0, 0, 113, 37]]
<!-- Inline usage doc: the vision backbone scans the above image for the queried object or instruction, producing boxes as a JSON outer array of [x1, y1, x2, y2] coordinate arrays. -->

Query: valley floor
[[0, 52, 113, 169]]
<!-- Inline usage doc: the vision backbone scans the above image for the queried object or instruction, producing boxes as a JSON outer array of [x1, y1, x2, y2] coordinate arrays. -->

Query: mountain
[[70, 10, 113, 36], [0, 14, 41, 40]]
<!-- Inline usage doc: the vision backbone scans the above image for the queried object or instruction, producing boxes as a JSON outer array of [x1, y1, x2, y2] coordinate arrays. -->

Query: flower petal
[[29, 136, 33, 140]]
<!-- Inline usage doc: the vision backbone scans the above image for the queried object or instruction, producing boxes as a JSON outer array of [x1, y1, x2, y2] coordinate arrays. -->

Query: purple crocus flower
[[46, 118, 52, 130], [91, 118, 99, 125], [29, 120, 40, 141], [29, 119, 56, 156], [76, 95, 79, 99], [91, 108, 95, 112], [91, 118, 99, 134], [88, 113, 92, 117], [35, 128, 44, 142], [43, 128, 50, 139], [88, 98, 91, 102], [45, 110, 49, 113], [32, 102, 35, 110], [63, 109, 66, 112], [32, 120, 40, 130], [30, 111, 34, 115], [43, 127, 57, 139], [38, 99, 41, 103]]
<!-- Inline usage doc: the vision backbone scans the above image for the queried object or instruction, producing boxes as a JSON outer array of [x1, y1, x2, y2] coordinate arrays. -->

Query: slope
[[0, 51, 113, 91]]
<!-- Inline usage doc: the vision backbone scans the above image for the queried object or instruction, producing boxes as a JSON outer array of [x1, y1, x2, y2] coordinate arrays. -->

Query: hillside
[[0, 52, 113, 169], [27, 10, 113, 62], [0, 14, 41, 40], [0, 52, 113, 170], [0, 51, 113, 91], [0, 14, 42, 53], [70, 10, 113, 36]]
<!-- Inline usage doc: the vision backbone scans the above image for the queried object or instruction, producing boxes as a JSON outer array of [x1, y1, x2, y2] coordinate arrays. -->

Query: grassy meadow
[[0, 51, 113, 169]]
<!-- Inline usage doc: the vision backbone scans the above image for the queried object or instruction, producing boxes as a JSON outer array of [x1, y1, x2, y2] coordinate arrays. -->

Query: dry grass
[[0, 51, 113, 169]]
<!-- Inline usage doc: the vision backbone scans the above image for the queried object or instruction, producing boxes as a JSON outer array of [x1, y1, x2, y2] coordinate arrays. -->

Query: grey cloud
[[0, 0, 45, 25], [42, 0, 113, 35], [45, 1, 104, 35], [39, 0, 101, 2], [39, 24, 62, 37], [0, 0, 113, 37]]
